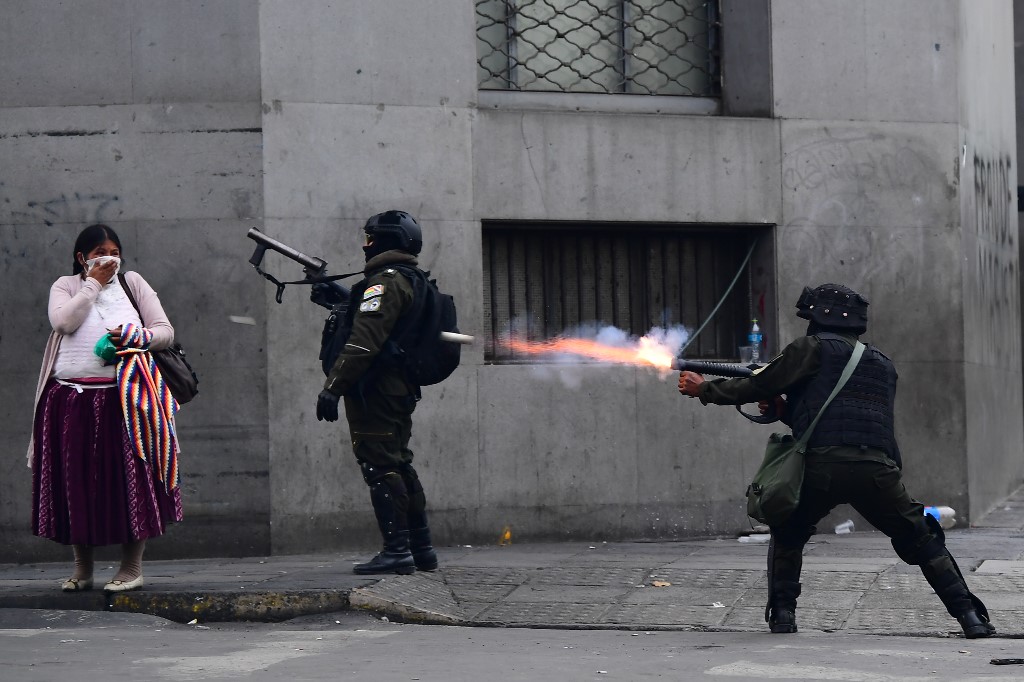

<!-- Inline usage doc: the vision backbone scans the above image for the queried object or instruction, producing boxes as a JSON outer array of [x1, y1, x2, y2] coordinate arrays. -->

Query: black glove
[[310, 282, 348, 309], [316, 389, 340, 422]]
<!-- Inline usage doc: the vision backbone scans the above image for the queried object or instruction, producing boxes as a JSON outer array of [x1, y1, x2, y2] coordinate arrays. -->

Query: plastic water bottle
[[924, 505, 956, 530], [748, 319, 762, 364]]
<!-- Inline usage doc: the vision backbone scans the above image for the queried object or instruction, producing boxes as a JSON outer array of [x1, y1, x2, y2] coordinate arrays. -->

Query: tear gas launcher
[[673, 357, 780, 424], [671, 358, 757, 376], [246, 227, 475, 344], [247, 227, 342, 305]]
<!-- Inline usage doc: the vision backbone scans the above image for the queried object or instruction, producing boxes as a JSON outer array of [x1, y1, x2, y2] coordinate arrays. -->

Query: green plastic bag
[[746, 433, 805, 526], [93, 335, 118, 364]]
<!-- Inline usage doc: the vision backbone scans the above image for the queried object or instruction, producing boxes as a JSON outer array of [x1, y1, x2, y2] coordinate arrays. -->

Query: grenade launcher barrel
[[247, 227, 327, 277], [672, 357, 780, 425], [670, 358, 757, 377]]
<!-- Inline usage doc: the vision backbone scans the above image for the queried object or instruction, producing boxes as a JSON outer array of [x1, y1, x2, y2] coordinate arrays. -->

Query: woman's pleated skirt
[[32, 379, 183, 546]]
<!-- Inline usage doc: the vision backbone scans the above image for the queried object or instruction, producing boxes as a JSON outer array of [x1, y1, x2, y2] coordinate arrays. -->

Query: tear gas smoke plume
[[497, 324, 690, 379]]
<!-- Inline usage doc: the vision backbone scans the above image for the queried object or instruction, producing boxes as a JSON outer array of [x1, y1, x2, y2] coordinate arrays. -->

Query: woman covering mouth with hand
[[27, 223, 184, 593]]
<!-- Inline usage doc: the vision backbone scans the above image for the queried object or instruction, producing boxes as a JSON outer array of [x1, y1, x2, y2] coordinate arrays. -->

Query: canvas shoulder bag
[[745, 341, 865, 526], [118, 274, 199, 405]]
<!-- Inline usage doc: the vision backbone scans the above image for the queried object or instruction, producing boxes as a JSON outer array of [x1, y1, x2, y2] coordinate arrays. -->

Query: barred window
[[483, 222, 759, 362], [475, 0, 720, 96]]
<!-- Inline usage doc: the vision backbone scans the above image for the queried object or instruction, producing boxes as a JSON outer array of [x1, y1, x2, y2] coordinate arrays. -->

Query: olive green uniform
[[323, 250, 418, 471], [321, 249, 438, 573], [696, 333, 988, 631]]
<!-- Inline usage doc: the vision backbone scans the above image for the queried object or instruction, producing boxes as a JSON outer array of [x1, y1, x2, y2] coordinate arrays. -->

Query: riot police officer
[[314, 210, 438, 575], [677, 284, 995, 639]]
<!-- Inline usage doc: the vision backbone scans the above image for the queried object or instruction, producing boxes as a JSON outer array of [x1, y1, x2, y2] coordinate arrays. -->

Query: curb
[[0, 589, 356, 624], [109, 590, 354, 623]]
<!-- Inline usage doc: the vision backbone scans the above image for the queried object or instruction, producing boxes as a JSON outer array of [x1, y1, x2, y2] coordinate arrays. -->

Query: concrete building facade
[[1, 0, 1020, 561]]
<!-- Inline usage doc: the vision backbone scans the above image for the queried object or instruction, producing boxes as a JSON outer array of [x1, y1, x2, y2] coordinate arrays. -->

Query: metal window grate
[[476, 0, 720, 96], [483, 223, 753, 362]]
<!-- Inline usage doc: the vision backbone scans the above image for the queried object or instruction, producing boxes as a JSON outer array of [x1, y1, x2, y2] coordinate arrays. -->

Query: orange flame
[[501, 334, 676, 370]]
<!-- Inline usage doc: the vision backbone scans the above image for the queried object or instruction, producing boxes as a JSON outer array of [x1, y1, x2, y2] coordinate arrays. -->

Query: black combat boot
[[401, 464, 438, 572], [409, 527, 438, 572], [354, 472, 415, 576], [768, 580, 801, 634], [957, 610, 996, 639], [766, 535, 803, 634], [921, 552, 995, 638], [354, 530, 416, 575]]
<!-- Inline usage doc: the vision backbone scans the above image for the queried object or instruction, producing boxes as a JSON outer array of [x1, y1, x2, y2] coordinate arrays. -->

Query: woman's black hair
[[72, 223, 122, 275]]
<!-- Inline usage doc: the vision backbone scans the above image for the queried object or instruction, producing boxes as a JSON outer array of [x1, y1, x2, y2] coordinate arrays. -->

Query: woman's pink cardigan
[[26, 271, 175, 466]]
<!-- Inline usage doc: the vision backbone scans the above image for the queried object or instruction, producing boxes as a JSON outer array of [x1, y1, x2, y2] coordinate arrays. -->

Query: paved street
[[3, 488, 1024, 638], [5, 609, 1024, 681]]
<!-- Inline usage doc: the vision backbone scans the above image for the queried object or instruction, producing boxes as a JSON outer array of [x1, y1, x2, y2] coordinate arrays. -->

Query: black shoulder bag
[[118, 274, 199, 405]]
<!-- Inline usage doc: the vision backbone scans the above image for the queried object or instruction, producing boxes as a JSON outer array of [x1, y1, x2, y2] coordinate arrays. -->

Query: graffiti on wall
[[781, 133, 944, 285], [783, 135, 936, 198], [970, 153, 1018, 362], [1, 183, 121, 226]]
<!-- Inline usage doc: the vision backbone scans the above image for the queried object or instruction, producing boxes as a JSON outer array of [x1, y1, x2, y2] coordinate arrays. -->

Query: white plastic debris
[[835, 520, 855, 534], [712, 602, 726, 608], [187, 619, 198, 625], [738, 534, 770, 544]]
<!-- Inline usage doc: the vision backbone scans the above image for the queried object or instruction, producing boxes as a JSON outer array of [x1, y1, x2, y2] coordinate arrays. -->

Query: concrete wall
[[2, 0, 1021, 561], [771, 0, 1023, 524], [958, 1, 1024, 519], [0, 0, 269, 561], [258, 0, 482, 552]]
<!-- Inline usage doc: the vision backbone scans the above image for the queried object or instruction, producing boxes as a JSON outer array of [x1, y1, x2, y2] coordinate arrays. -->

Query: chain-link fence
[[476, 0, 720, 97]]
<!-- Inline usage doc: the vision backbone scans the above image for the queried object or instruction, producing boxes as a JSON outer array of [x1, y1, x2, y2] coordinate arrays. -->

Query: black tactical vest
[[787, 333, 900, 464]]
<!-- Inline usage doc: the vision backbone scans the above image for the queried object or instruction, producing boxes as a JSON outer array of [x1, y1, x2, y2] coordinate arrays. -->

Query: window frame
[[482, 220, 773, 364]]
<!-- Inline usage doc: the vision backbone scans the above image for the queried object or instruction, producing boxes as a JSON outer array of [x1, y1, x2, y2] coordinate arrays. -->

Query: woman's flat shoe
[[61, 577, 94, 592], [103, 575, 144, 593]]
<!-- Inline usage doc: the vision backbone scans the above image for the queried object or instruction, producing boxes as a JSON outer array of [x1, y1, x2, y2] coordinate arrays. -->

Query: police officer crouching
[[315, 210, 438, 575], [678, 284, 995, 639]]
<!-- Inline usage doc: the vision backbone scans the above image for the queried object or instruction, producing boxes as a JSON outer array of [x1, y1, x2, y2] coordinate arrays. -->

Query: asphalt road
[[3, 608, 1024, 682]]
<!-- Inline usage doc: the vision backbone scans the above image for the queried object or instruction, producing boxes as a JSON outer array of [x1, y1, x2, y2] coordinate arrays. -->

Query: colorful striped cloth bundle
[[115, 323, 180, 490]]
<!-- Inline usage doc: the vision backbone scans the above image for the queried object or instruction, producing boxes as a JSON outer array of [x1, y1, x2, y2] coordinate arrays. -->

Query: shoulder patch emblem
[[363, 284, 384, 299], [359, 298, 382, 313]]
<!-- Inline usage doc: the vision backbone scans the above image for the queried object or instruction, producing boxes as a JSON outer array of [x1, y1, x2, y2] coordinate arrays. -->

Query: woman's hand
[[87, 258, 119, 285], [677, 371, 705, 397], [107, 326, 124, 345]]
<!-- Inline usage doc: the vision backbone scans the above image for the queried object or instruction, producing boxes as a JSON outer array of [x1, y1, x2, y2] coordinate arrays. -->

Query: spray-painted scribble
[[781, 133, 948, 288], [784, 136, 933, 195], [970, 153, 1018, 362], [3, 186, 121, 226]]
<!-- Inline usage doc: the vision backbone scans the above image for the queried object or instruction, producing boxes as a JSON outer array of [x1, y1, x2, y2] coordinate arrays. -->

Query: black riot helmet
[[362, 210, 422, 260], [795, 283, 869, 334]]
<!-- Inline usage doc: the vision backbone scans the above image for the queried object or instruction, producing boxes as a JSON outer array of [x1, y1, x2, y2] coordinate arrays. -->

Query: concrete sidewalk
[[3, 491, 1024, 637]]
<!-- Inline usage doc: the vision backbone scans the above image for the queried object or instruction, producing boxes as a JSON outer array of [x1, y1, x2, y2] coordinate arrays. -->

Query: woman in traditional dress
[[29, 223, 183, 592]]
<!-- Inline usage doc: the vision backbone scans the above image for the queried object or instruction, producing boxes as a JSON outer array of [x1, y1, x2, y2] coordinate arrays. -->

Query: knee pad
[[892, 528, 946, 565], [360, 461, 402, 487]]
